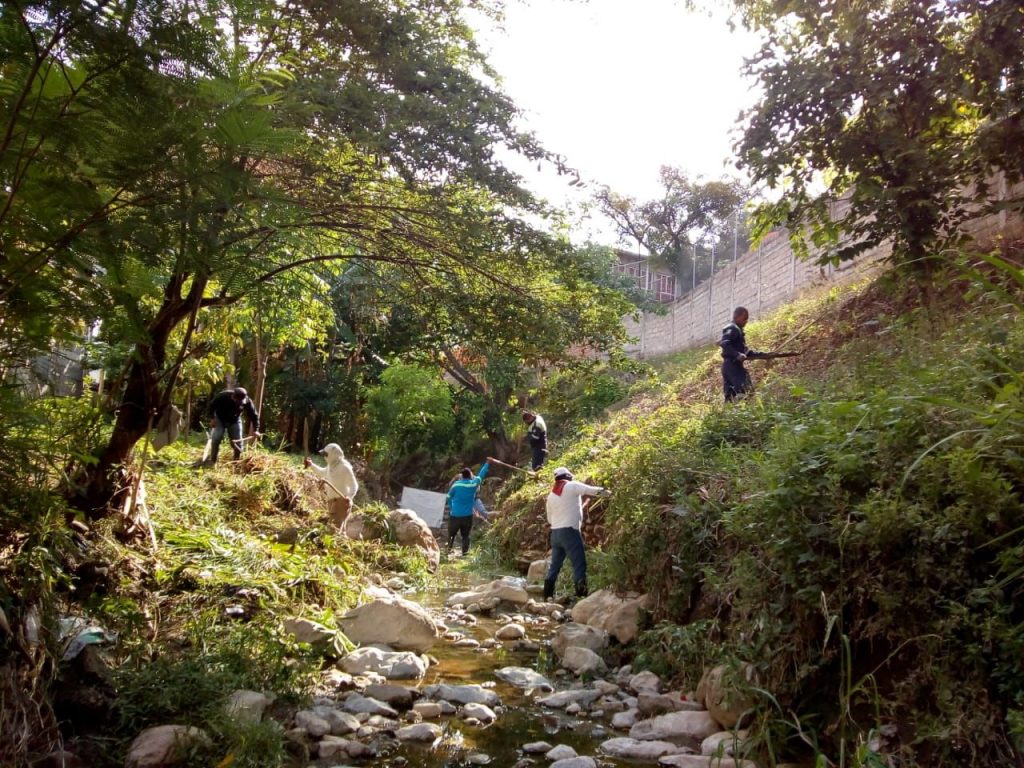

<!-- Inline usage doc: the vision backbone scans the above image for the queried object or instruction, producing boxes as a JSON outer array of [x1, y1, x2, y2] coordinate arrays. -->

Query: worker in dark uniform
[[206, 386, 260, 463], [720, 307, 765, 402], [522, 410, 548, 471]]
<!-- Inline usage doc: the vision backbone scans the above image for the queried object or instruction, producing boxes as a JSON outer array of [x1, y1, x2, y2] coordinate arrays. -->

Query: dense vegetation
[[492, 257, 1024, 766]]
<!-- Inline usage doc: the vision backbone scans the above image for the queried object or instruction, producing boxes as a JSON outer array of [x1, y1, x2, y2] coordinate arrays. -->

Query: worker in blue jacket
[[446, 458, 492, 556]]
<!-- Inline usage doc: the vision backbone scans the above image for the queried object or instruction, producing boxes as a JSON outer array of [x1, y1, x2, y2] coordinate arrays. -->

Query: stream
[[350, 566, 633, 768]]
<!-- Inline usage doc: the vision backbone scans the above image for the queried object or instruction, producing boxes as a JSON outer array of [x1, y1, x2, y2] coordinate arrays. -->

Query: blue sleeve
[[446, 487, 454, 507], [477, 462, 490, 482]]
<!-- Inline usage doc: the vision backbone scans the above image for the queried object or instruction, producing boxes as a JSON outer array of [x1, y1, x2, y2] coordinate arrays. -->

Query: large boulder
[[599, 737, 687, 761], [338, 647, 428, 680], [526, 558, 550, 583], [446, 576, 530, 607], [125, 726, 209, 768], [224, 690, 273, 724], [344, 514, 387, 541], [551, 622, 609, 659], [562, 646, 607, 676], [570, 589, 650, 644], [338, 596, 440, 652], [629, 711, 720, 750], [696, 665, 758, 729], [388, 509, 441, 571]]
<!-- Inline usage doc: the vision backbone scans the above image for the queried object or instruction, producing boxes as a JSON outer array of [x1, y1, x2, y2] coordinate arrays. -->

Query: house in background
[[613, 249, 679, 304]]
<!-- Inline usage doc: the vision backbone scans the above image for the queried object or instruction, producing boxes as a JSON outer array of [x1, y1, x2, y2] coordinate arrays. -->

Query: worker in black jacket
[[206, 387, 260, 463], [720, 307, 765, 402]]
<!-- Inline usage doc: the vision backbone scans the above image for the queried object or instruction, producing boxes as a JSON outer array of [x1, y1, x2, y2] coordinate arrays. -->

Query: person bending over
[[206, 386, 260, 464], [446, 458, 492, 556], [543, 466, 610, 601]]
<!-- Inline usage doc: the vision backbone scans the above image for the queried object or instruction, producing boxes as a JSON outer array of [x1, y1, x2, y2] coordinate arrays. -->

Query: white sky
[[469, 0, 762, 241]]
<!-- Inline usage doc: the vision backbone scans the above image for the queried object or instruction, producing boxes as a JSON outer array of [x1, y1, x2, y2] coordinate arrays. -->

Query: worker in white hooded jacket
[[304, 443, 359, 531], [544, 466, 611, 602]]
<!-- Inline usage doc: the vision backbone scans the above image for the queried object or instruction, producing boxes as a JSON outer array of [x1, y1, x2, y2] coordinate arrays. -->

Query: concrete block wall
[[623, 193, 1019, 359]]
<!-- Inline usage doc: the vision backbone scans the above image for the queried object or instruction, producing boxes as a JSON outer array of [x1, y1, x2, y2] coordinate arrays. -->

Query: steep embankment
[[490, 259, 1024, 766]]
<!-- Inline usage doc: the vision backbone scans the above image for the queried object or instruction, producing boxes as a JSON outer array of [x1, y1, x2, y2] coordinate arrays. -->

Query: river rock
[[294, 710, 331, 738], [318, 735, 375, 759], [340, 694, 398, 717], [545, 744, 578, 760], [550, 759, 595, 768], [423, 683, 500, 707], [462, 702, 497, 722], [125, 725, 209, 768], [526, 559, 550, 583], [611, 708, 640, 729], [224, 690, 273, 724], [599, 737, 686, 760], [339, 596, 440, 652], [412, 701, 443, 719], [630, 711, 719, 749], [551, 623, 609, 659], [525, 599, 563, 617], [339, 647, 427, 680], [364, 683, 416, 708], [696, 665, 757, 729], [639, 692, 701, 715], [495, 623, 527, 640], [313, 707, 360, 735], [282, 617, 333, 645], [344, 513, 387, 541], [446, 576, 530, 607], [522, 741, 553, 753], [396, 723, 442, 742], [628, 670, 662, 694], [495, 666, 554, 692], [658, 757, 758, 768], [562, 646, 607, 676], [538, 689, 603, 708], [701, 730, 749, 756], [570, 589, 649, 644], [455, 638, 481, 648], [388, 509, 441, 571]]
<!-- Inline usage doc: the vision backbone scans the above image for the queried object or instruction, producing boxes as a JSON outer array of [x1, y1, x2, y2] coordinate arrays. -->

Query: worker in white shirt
[[304, 443, 359, 532], [543, 466, 611, 602]]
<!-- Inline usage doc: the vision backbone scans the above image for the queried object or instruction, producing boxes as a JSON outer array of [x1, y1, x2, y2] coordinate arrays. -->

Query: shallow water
[[350, 567, 632, 768]]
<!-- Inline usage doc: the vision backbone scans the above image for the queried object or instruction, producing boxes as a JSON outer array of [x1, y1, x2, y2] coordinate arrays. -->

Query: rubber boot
[[574, 579, 588, 599], [543, 578, 556, 602]]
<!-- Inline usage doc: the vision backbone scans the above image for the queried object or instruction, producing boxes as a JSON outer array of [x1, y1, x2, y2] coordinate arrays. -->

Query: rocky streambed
[[126, 570, 761, 768]]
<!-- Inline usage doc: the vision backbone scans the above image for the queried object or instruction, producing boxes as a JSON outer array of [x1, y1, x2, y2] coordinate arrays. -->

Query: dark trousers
[[547, 527, 587, 585], [530, 443, 548, 471], [722, 360, 752, 402], [209, 416, 243, 462], [447, 515, 473, 555]]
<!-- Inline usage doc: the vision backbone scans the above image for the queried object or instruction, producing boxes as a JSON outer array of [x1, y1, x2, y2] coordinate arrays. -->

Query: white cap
[[552, 466, 573, 480]]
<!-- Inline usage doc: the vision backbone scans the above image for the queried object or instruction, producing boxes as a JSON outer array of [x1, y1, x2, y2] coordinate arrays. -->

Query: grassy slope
[[489, 265, 1024, 766]]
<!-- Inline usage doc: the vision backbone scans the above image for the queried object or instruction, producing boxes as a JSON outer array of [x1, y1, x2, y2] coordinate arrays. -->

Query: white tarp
[[399, 487, 447, 529]]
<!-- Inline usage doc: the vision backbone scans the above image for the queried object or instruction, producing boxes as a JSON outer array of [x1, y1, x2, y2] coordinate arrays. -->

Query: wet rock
[[388, 508, 441, 571], [446, 576, 530, 608], [340, 694, 399, 717], [701, 730, 748, 757], [566, 702, 583, 715], [364, 683, 416, 708], [495, 623, 526, 640], [495, 667, 554, 692], [561, 646, 607, 676], [462, 702, 497, 723], [599, 737, 687, 760], [224, 690, 273, 724], [125, 725, 209, 768], [439, 700, 457, 715], [295, 710, 332, 738], [526, 559, 550, 583], [629, 711, 719, 749], [467, 753, 492, 765], [550, 758, 596, 768], [522, 741, 552, 754], [658, 756, 758, 768], [412, 701, 443, 719], [696, 665, 758, 729], [538, 689, 603, 709], [423, 683, 500, 707], [591, 725, 608, 739], [599, 697, 626, 713], [551, 623, 609, 659], [339, 596, 440, 652], [313, 706, 360, 735], [322, 669, 355, 690], [629, 670, 662, 694], [638, 692, 701, 716], [455, 638, 481, 648], [611, 708, 640, 730], [513, 639, 542, 653], [282, 617, 333, 645], [395, 723, 442, 742], [545, 744, 578, 760], [615, 665, 633, 685], [339, 647, 427, 680], [570, 589, 649, 644], [318, 735, 375, 759]]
